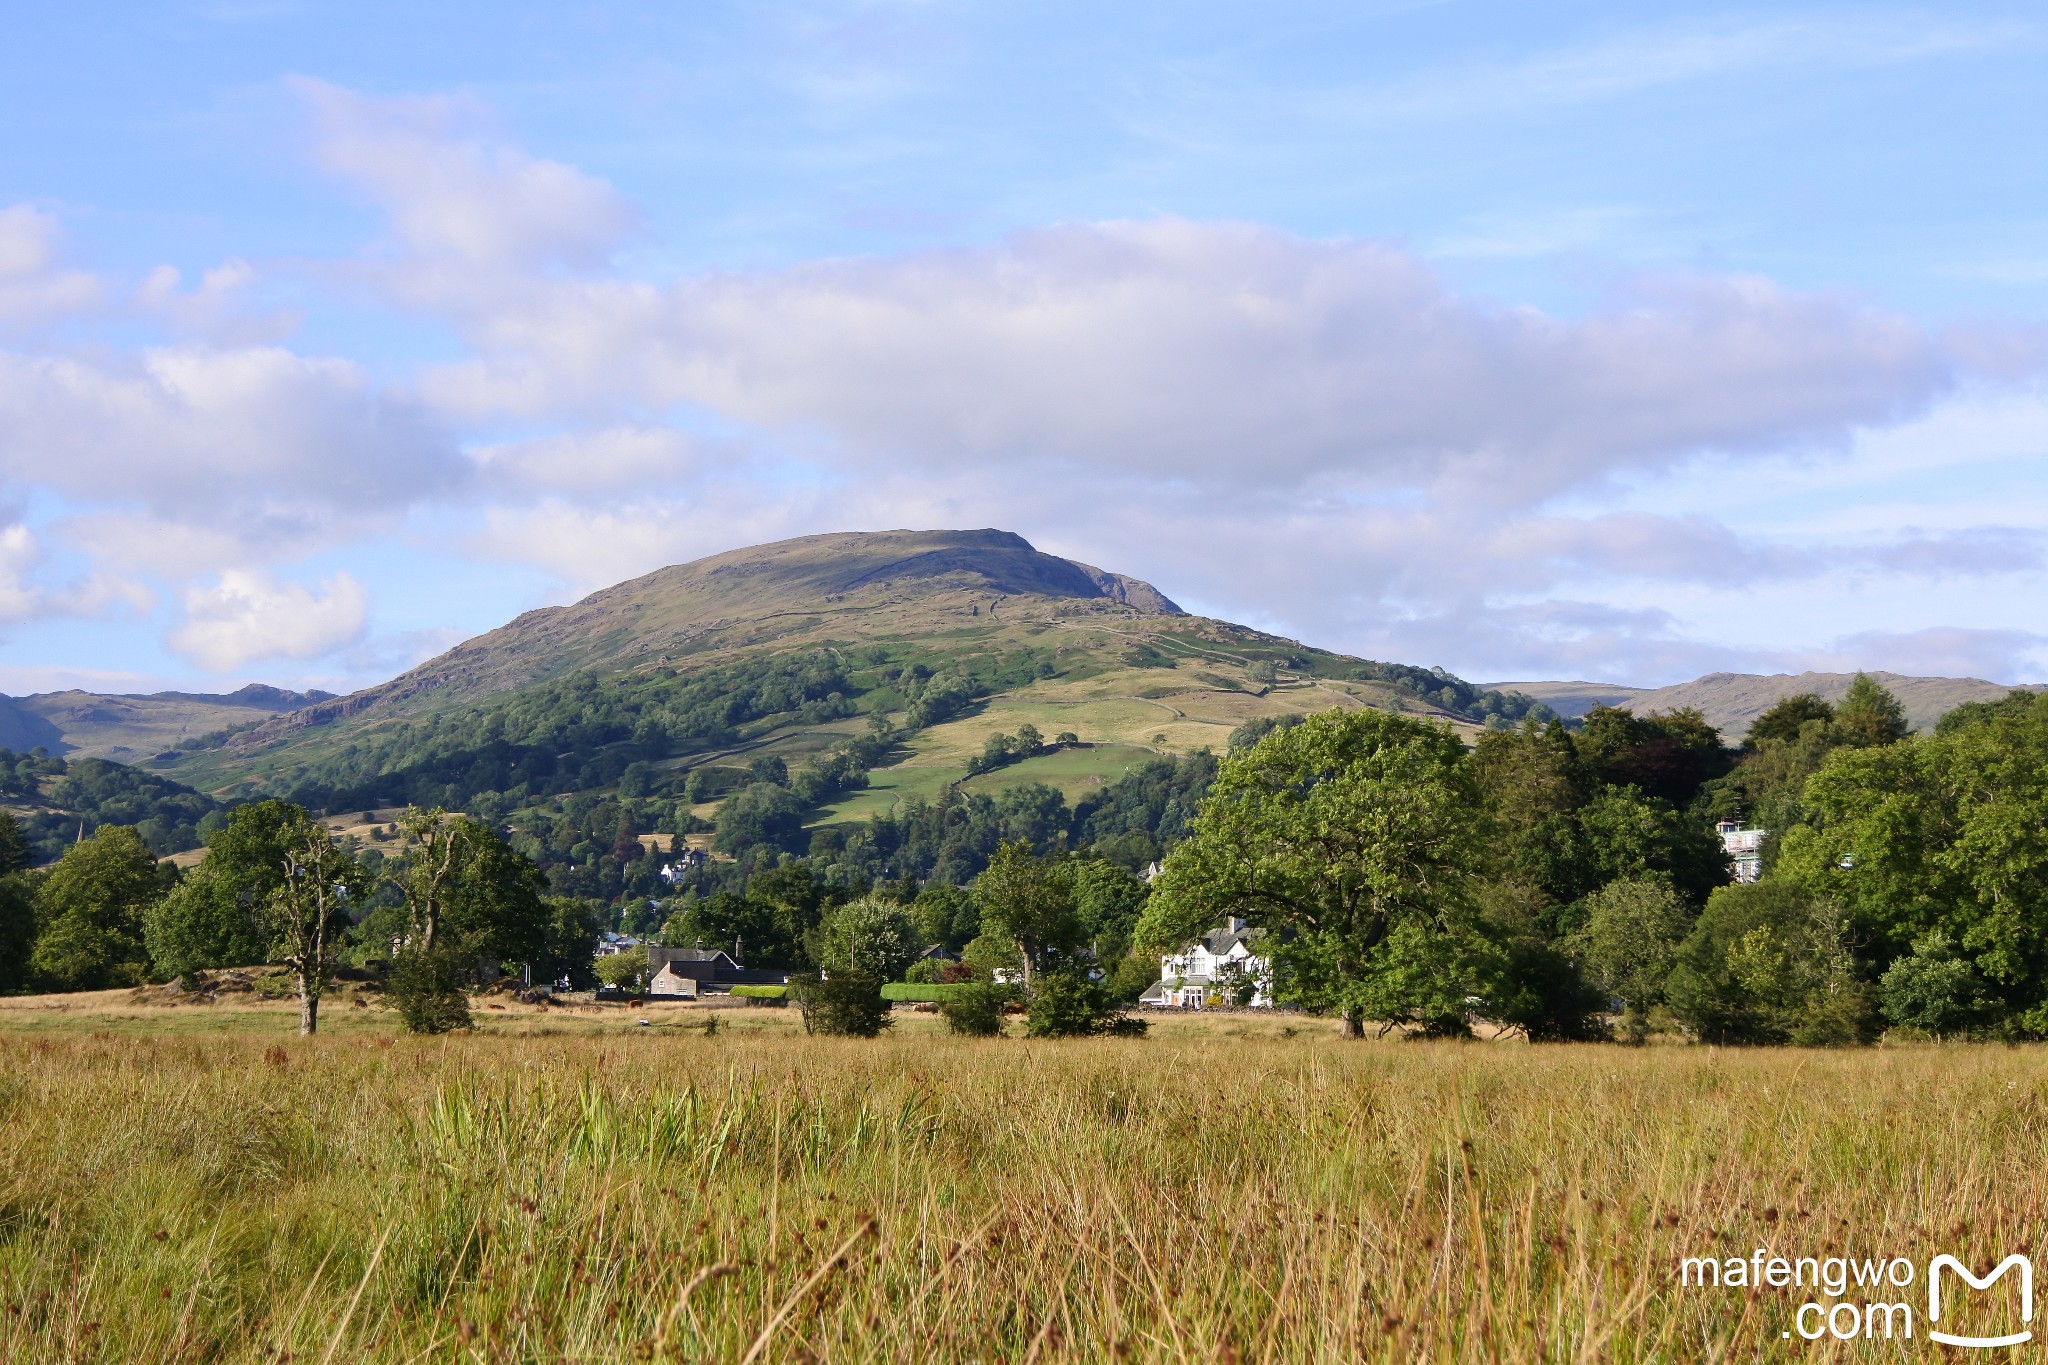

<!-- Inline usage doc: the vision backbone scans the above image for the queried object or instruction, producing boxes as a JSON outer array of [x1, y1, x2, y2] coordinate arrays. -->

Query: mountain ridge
[[0, 682, 336, 761], [1486, 670, 2044, 739]]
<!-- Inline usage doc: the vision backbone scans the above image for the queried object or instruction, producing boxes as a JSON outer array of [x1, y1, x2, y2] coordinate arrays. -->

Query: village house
[[1140, 918, 1272, 1009], [1717, 819, 1766, 884], [644, 944, 788, 997], [657, 849, 708, 885]]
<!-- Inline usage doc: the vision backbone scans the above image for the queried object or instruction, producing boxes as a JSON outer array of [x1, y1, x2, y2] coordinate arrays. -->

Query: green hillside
[[132, 529, 1553, 900], [0, 748, 222, 866]]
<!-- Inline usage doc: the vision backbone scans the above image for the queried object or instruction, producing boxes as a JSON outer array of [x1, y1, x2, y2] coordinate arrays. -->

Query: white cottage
[[1140, 918, 1272, 1009], [1717, 819, 1766, 884]]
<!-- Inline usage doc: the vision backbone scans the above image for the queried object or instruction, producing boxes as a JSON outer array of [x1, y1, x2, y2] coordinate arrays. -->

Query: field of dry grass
[[1, 993, 2039, 1361]]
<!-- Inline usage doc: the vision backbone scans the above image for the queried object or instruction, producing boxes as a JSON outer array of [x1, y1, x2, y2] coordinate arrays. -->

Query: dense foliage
[[1136, 676, 2048, 1044], [0, 802, 587, 1024], [0, 749, 221, 861]]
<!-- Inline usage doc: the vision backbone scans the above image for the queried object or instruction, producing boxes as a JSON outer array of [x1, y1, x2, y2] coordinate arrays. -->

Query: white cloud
[[410, 219, 1955, 513], [0, 344, 461, 543], [169, 569, 369, 672], [1815, 627, 2048, 685], [0, 205, 102, 330], [469, 425, 713, 494], [296, 78, 637, 289], [0, 518, 150, 628]]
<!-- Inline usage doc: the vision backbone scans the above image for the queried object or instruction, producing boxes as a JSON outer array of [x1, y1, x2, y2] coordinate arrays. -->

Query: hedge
[[880, 983, 976, 1003], [728, 985, 788, 1000]]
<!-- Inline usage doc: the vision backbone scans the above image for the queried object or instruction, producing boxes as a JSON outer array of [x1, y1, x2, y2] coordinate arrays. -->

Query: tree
[[393, 808, 549, 969], [1664, 882, 1874, 1045], [1142, 709, 1486, 1038], [593, 945, 648, 992], [1574, 787, 1730, 913], [1576, 706, 1733, 810], [388, 948, 473, 1033], [938, 980, 1008, 1036], [0, 813, 33, 992], [537, 896, 603, 989], [260, 825, 365, 1035], [1774, 699, 2048, 1032], [386, 809, 548, 1031], [910, 883, 975, 950], [0, 810, 29, 877], [1575, 878, 1693, 1042], [1746, 694, 1835, 748], [815, 897, 921, 981], [143, 799, 310, 979], [1880, 930, 1996, 1040], [661, 890, 789, 965], [1835, 673, 1910, 748], [1024, 970, 1145, 1038], [791, 969, 890, 1036], [0, 875, 33, 994], [712, 784, 807, 855], [973, 841, 1084, 989], [30, 825, 162, 991]]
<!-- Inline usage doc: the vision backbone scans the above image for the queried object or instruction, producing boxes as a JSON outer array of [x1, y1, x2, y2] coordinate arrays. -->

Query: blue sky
[[2, 1, 2047, 695]]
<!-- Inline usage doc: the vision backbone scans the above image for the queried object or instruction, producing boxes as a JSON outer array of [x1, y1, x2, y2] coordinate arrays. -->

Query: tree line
[[0, 801, 595, 1035], [1138, 675, 2048, 1043]]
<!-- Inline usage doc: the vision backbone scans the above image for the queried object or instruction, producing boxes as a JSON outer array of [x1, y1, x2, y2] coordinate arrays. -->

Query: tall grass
[[1, 1015, 2044, 1360]]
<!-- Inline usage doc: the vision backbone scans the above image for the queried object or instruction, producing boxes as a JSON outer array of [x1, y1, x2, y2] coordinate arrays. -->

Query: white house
[[1140, 919, 1272, 1008], [1717, 820, 1766, 884]]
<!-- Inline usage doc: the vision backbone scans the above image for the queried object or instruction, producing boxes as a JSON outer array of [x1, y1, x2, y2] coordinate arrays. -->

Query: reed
[[0, 1005, 2041, 1361]]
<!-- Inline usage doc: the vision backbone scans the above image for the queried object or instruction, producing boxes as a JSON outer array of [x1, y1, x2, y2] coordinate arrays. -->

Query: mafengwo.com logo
[[1678, 1248, 2032, 1347]]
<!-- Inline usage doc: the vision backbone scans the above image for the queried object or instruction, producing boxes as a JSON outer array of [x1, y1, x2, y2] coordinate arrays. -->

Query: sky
[[3, 1, 2047, 696]]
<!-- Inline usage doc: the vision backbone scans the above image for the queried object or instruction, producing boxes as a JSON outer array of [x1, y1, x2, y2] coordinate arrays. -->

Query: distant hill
[[1622, 671, 2040, 740], [0, 683, 335, 762], [1488, 671, 2042, 740], [157, 528, 1553, 805]]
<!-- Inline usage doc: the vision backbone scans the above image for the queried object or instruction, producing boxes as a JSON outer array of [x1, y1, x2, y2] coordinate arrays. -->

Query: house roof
[[652, 946, 736, 964], [1167, 925, 1262, 960]]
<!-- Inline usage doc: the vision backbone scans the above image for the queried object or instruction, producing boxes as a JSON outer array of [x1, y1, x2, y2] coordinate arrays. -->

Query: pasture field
[[0, 995, 2040, 1361]]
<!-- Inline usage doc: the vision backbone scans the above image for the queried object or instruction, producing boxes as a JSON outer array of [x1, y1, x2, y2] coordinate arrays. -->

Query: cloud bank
[[0, 80, 2041, 688]]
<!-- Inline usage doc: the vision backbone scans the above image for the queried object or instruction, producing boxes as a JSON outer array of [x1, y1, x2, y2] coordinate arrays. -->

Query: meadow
[[0, 995, 2041, 1362]]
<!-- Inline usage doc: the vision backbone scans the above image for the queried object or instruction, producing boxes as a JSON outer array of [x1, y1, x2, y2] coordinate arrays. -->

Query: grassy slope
[[0, 999, 2040, 1360], [808, 664, 1478, 825]]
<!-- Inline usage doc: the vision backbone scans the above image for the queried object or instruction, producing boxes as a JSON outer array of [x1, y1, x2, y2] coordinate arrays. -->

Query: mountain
[[224, 529, 1185, 748], [0, 683, 335, 762], [156, 528, 1552, 808], [1486, 670, 2042, 740]]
